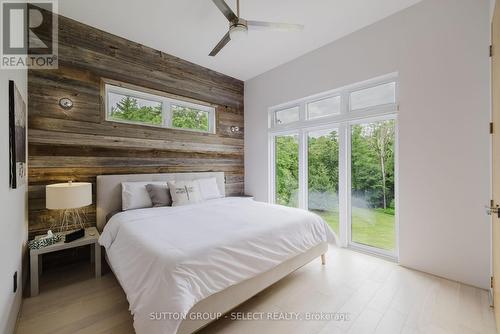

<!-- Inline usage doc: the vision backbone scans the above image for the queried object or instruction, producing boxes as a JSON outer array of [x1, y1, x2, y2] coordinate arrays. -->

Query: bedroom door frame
[[490, 1, 500, 327]]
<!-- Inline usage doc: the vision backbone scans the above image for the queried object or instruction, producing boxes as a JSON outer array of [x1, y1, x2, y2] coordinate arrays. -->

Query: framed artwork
[[9, 80, 27, 189]]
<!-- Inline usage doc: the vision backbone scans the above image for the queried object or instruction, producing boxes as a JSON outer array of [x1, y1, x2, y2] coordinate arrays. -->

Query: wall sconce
[[230, 126, 240, 133], [59, 97, 74, 110]]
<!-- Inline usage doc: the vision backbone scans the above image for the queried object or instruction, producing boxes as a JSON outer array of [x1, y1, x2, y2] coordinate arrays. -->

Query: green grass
[[312, 207, 395, 251]]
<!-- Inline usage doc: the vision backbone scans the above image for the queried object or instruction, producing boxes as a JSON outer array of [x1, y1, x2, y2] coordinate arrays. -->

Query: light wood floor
[[15, 247, 496, 334]]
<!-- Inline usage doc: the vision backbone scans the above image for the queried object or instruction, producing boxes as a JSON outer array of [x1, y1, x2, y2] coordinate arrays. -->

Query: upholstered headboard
[[96, 172, 225, 231]]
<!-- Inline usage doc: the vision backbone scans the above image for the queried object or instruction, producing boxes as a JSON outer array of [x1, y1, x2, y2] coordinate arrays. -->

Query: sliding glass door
[[350, 120, 396, 252], [274, 134, 299, 207], [307, 129, 340, 236]]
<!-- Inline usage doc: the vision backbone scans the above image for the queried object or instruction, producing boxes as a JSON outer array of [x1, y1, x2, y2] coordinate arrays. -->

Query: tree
[[110, 96, 162, 125], [367, 121, 395, 209]]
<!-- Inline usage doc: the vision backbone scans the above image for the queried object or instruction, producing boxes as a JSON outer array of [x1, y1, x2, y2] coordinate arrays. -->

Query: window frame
[[103, 80, 216, 134], [268, 73, 399, 260]]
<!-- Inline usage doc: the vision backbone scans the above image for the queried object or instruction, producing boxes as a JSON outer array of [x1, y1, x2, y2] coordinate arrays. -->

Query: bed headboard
[[96, 172, 225, 231]]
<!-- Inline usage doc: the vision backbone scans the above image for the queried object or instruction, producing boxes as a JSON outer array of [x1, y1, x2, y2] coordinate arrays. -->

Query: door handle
[[486, 204, 500, 218]]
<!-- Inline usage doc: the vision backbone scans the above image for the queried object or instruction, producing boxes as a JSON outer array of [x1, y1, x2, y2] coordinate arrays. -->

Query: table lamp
[[46, 181, 92, 232]]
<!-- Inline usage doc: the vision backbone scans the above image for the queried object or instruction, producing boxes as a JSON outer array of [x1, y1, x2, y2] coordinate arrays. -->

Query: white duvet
[[99, 197, 336, 334]]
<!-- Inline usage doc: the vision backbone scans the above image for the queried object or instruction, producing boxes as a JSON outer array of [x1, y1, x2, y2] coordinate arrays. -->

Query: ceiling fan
[[209, 0, 304, 56]]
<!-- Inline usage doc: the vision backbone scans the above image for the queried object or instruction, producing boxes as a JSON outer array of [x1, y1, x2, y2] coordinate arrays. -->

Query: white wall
[[245, 0, 491, 289], [0, 69, 28, 333]]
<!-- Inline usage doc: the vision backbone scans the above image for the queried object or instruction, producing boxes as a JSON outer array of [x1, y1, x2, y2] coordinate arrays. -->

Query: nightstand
[[30, 227, 101, 297]]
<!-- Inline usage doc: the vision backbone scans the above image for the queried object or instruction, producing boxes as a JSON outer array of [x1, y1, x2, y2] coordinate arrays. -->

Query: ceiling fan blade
[[247, 20, 304, 32], [212, 0, 238, 23], [209, 32, 231, 56]]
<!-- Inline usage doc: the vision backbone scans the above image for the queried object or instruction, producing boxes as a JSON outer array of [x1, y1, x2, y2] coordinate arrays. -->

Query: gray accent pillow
[[145, 184, 172, 207]]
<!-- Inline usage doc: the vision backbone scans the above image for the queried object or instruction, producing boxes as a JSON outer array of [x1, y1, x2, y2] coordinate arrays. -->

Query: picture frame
[[9, 80, 27, 189]]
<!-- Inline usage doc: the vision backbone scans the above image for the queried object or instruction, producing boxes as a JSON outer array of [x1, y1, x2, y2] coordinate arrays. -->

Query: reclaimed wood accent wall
[[28, 15, 244, 238]]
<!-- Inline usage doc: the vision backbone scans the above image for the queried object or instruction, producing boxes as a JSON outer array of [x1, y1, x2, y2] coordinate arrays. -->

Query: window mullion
[[340, 91, 350, 114], [163, 101, 172, 128], [298, 129, 307, 210], [210, 110, 216, 134], [338, 123, 350, 247], [268, 134, 276, 204], [300, 102, 306, 122]]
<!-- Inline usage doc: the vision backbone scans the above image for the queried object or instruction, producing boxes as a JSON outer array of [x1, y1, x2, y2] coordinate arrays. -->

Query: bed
[[96, 172, 335, 334]]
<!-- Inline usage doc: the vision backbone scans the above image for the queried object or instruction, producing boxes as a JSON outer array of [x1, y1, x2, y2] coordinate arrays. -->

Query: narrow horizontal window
[[307, 96, 341, 119], [275, 106, 299, 125], [104, 82, 216, 134], [350, 82, 396, 111]]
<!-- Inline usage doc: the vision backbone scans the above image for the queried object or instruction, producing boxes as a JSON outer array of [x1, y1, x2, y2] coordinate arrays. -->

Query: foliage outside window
[[171, 105, 209, 132], [351, 121, 395, 212], [109, 93, 162, 126], [105, 83, 215, 133], [308, 129, 340, 236], [351, 120, 395, 251], [275, 135, 299, 207]]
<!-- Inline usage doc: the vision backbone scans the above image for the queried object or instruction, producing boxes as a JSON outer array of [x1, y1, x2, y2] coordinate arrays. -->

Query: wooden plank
[[28, 167, 244, 184], [29, 117, 244, 146], [29, 156, 243, 168], [29, 129, 243, 155], [28, 144, 243, 160]]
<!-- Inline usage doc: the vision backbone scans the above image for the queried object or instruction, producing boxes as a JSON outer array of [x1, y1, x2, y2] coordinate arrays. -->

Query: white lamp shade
[[46, 182, 92, 210]]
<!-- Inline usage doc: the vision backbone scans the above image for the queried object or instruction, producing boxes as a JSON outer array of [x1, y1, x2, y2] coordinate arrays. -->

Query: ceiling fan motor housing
[[229, 18, 248, 40]]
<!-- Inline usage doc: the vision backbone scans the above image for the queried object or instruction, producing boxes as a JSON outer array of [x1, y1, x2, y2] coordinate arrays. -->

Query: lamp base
[[50, 208, 87, 232]]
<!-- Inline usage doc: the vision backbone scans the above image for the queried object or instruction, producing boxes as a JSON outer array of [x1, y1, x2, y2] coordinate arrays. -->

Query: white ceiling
[[59, 0, 422, 81]]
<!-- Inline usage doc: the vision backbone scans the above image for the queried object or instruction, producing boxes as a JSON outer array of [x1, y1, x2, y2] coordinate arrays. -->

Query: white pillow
[[167, 180, 202, 206], [197, 177, 223, 200], [121, 181, 167, 211]]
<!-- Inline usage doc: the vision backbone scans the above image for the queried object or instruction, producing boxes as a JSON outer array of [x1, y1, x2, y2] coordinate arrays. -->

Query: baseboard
[[8, 242, 30, 333], [5, 288, 23, 334]]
